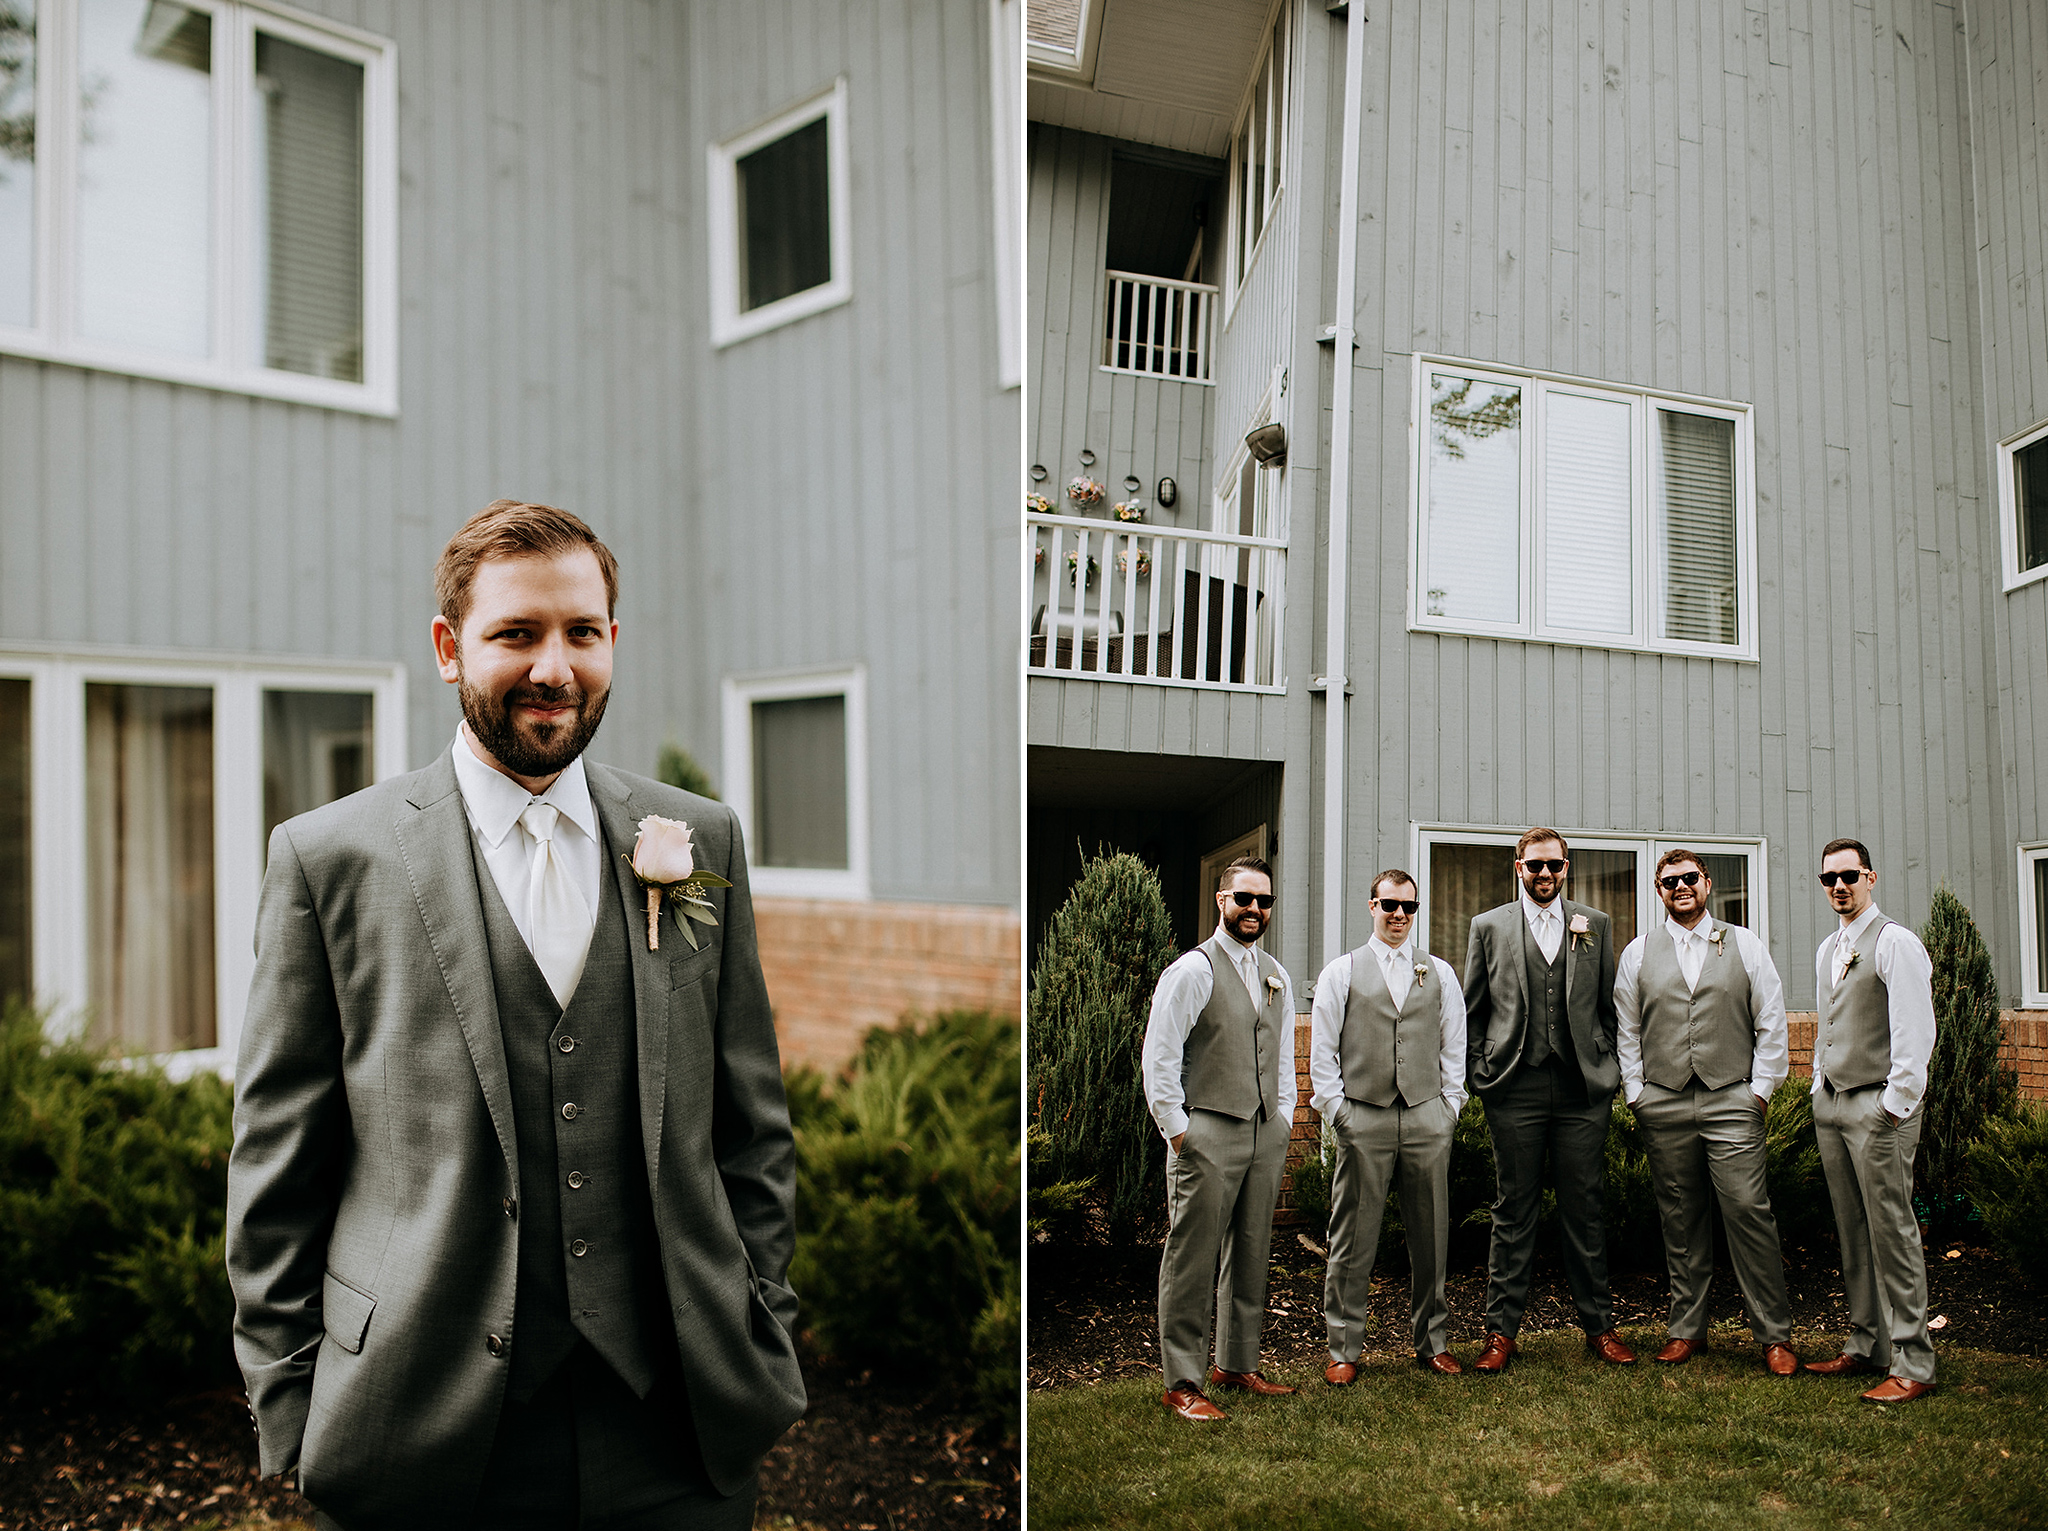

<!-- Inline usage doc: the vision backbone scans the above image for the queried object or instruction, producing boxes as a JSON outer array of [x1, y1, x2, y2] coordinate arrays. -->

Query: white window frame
[[0, 642, 405, 1075], [1409, 825, 1772, 959], [1997, 417, 2048, 592], [0, 0, 398, 413], [707, 78, 852, 349], [1222, 0, 1288, 315], [1408, 354, 1759, 660], [720, 664, 869, 901], [2020, 843, 2048, 1009]]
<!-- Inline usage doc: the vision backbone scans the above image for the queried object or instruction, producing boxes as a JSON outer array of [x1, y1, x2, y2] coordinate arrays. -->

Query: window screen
[[751, 693, 847, 869]]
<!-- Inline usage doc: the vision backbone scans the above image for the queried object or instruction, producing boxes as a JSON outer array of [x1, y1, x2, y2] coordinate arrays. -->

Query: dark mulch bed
[[1029, 1233, 2039, 1391], [0, 1354, 1017, 1531]]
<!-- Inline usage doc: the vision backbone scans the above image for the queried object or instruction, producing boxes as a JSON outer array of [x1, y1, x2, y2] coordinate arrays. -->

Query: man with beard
[[227, 501, 802, 1530], [1141, 856, 1298, 1421]]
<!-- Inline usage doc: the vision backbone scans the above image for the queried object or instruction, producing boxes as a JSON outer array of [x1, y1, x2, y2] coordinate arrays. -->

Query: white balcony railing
[[1102, 271, 1217, 383], [1028, 513, 1286, 691]]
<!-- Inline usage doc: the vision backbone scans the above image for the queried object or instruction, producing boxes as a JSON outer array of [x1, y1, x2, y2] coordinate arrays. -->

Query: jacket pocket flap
[[322, 1271, 376, 1354]]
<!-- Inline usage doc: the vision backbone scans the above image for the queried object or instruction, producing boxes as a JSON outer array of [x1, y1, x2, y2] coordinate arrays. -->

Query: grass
[[1027, 1330, 2048, 1529]]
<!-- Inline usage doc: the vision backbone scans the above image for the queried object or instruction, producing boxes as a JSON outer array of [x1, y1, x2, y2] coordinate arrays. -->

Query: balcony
[[1101, 271, 1217, 383], [1028, 512, 1286, 692]]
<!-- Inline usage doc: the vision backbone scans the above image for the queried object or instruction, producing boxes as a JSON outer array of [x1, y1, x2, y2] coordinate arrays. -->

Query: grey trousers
[[1322, 1093, 1456, 1362], [1814, 1082, 1935, 1382], [1634, 1078, 1793, 1345], [1480, 1062, 1615, 1338], [1157, 1105, 1290, 1388]]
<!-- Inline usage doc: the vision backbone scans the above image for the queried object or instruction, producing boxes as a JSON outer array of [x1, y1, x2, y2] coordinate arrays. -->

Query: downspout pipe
[[1319, 0, 1367, 967]]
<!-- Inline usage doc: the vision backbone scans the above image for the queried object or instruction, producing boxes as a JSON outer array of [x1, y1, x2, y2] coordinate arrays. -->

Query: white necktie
[[1536, 910, 1560, 962], [1238, 949, 1262, 1005], [1831, 931, 1855, 989], [1382, 946, 1412, 1008], [1677, 930, 1703, 991], [520, 803, 593, 1008]]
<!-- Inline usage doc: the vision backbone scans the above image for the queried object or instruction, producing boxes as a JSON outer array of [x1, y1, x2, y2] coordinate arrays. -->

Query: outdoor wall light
[[1078, 449, 1096, 467], [1244, 422, 1287, 465], [1157, 477, 1178, 507], [1123, 475, 1141, 493], [1030, 463, 1047, 482]]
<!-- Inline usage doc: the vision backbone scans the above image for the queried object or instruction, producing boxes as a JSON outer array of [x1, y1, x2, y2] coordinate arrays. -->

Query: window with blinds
[[1412, 357, 1754, 657], [256, 32, 363, 381]]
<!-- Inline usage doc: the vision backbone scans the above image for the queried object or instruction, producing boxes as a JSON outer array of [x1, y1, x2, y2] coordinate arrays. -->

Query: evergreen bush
[[1918, 886, 2017, 1232], [654, 741, 718, 799], [1027, 851, 1179, 1244], [1967, 1104, 2048, 1281], [0, 999, 238, 1390], [787, 1010, 1019, 1433], [1287, 1121, 1337, 1237]]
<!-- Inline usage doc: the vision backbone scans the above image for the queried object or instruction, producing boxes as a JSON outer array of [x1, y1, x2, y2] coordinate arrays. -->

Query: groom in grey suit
[[227, 501, 803, 1530], [1462, 828, 1635, 1372]]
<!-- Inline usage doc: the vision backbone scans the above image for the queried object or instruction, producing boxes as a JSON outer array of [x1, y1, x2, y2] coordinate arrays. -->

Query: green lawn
[[1027, 1332, 2048, 1529]]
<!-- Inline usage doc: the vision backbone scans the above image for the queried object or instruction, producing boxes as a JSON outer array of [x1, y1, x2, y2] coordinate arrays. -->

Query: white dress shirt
[[1307, 936, 1468, 1124], [1140, 939, 1297, 1143], [449, 728, 603, 956], [1521, 890, 1565, 962], [1614, 915, 1789, 1106], [1811, 904, 1936, 1120]]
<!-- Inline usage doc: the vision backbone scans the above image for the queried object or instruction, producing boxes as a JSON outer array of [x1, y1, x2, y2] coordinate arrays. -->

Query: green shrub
[[1760, 1084, 1833, 1250], [0, 998, 237, 1390], [1919, 887, 2017, 1232], [1025, 1124, 1093, 1244], [1967, 1104, 2048, 1282], [1027, 851, 1179, 1244], [1287, 1121, 1337, 1237], [654, 741, 718, 799], [788, 1010, 1019, 1433]]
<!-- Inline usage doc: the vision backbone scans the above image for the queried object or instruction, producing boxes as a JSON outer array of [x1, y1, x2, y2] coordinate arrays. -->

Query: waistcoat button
[[570, 1239, 589, 1257], [567, 1171, 585, 1189], [562, 1102, 580, 1120], [486, 1334, 507, 1357], [503, 1197, 516, 1219], [558, 1035, 576, 1053]]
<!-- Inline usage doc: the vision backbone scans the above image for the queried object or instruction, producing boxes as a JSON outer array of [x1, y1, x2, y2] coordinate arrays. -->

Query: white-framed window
[[1409, 356, 1759, 659], [1223, 0, 1287, 307], [721, 665, 868, 900], [1998, 418, 2048, 591], [0, 0, 397, 413], [1410, 825, 1770, 970], [707, 78, 851, 348], [2020, 843, 2048, 1009], [0, 644, 405, 1074]]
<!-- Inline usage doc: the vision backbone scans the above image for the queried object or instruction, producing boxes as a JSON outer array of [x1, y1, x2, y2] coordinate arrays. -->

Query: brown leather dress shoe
[[1209, 1366, 1297, 1396], [1473, 1333, 1517, 1373], [1653, 1337, 1699, 1365], [1162, 1384, 1228, 1421], [1762, 1343, 1802, 1377], [1806, 1353, 1880, 1377], [1861, 1376, 1937, 1403], [1587, 1330, 1638, 1365], [1417, 1351, 1463, 1375], [1324, 1361, 1358, 1386]]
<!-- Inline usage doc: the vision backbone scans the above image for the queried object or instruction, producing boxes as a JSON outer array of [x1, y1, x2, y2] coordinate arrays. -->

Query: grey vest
[[1638, 921, 1755, 1091], [1340, 944, 1440, 1108], [1817, 918, 1895, 1090], [1181, 934, 1284, 1122], [473, 829, 674, 1403], [1521, 917, 1571, 1072]]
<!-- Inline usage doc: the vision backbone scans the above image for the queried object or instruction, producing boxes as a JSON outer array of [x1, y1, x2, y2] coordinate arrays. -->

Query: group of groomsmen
[[1139, 830, 1940, 1423]]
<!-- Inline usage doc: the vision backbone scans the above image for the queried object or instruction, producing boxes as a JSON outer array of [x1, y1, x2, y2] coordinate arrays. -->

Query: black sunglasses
[[1519, 858, 1567, 875], [1657, 871, 1702, 890], [1373, 899, 1419, 915], [1227, 890, 1275, 909], [1817, 869, 1867, 888]]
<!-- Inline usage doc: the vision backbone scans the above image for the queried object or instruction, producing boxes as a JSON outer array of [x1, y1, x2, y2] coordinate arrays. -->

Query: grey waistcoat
[[473, 830, 674, 1403], [1639, 922, 1755, 1091], [1181, 934, 1284, 1122], [1340, 945, 1439, 1108], [1522, 919, 1570, 1072], [1816, 918, 1895, 1090]]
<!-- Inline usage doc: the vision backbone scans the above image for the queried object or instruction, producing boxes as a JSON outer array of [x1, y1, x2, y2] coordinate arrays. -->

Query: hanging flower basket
[[1065, 550, 1100, 588], [1067, 477, 1104, 508], [1026, 493, 1054, 516], [1034, 544, 1046, 570], [1116, 548, 1152, 578], [1112, 500, 1146, 522]]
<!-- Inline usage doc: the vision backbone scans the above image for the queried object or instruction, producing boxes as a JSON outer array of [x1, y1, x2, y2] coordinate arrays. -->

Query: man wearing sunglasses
[[1614, 851, 1800, 1376], [1805, 838, 1938, 1403], [1309, 870, 1467, 1385], [1141, 856, 1298, 1421], [1462, 828, 1633, 1372]]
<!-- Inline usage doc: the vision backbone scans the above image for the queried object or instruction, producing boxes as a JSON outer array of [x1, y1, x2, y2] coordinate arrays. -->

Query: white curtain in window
[[1658, 410, 1738, 644], [1543, 390, 1633, 634]]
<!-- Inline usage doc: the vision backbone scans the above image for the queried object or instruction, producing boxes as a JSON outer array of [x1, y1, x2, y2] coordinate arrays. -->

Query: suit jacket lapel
[[392, 751, 517, 1179], [1562, 899, 1579, 1007], [586, 763, 673, 1187], [1498, 905, 1526, 1024]]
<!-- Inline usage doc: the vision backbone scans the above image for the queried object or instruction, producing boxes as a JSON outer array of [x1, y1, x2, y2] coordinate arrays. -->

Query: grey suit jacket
[[1460, 899, 1621, 1098], [226, 748, 804, 1528]]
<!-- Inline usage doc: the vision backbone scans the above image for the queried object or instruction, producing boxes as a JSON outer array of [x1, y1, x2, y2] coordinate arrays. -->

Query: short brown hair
[[1515, 826, 1569, 860], [1655, 847, 1707, 878], [434, 500, 620, 636], [1821, 837, 1872, 871], [1219, 855, 1273, 890], [1370, 868, 1417, 900]]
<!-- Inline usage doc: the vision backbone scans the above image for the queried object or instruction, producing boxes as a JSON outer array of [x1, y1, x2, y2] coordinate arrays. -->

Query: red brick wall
[[753, 897, 1021, 1074]]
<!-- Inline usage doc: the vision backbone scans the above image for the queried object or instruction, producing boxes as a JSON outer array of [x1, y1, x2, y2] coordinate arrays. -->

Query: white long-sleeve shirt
[[1307, 937, 1467, 1123], [1140, 942, 1297, 1144], [1613, 915, 1788, 1106], [1811, 904, 1936, 1120]]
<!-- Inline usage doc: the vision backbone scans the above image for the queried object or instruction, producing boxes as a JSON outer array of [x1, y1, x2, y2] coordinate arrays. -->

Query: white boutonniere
[[1568, 912, 1591, 951], [1707, 927, 1726, 957], [1265, 974, 1284, 996], [1413, 961, 1430, 983], [626, 816, 732, 951], [1843, 946, 1862, 974]]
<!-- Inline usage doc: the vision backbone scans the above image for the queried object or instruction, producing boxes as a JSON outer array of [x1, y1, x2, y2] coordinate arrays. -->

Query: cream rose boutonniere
[[1843, 946, 1862, 974], [626, 816, 732, 951], [1568, 912, 1592, 950], [1414, 961, 1430, 983], [1707, 927, 1727, 957], [1265, 975, 1284, 997]]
